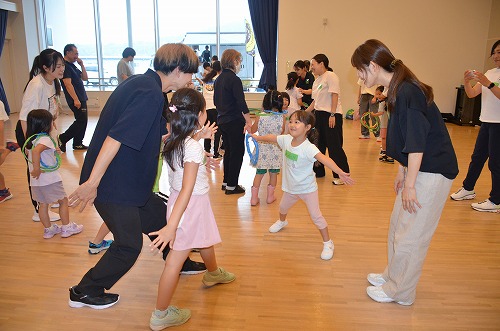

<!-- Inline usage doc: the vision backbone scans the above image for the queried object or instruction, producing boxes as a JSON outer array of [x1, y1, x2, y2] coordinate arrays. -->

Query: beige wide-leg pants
[[382, 171, 453, 303]]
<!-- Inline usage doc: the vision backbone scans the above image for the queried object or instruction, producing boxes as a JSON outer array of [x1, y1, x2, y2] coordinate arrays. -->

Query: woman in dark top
[[213, 49, 252, 194], [294, 60, 315, 108], [351, 39, 458, 306]]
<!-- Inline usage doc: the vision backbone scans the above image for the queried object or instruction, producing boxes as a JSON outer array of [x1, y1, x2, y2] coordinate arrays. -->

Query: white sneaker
[[32, 210, 60, 222], [376, 136, 382, 142], [471, 199, 500, 213], [332, 178, 344, 185], [269, 220, 288, 233], [367, 273, 386, 286], [320, 240, 334, 260], [450, 187, 476, 201], [51, 203, 60, 208], [366, 286, 413, 305], [358, 135, 370, 139]]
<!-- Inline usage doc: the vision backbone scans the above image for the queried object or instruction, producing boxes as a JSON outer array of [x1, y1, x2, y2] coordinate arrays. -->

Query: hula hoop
[[22, 133, 62, 172], [245, 134, 259, 166], [360, 112, 380, 133]]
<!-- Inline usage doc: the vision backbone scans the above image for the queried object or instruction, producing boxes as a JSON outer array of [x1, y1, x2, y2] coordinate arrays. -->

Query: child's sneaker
[[6, 141, 20, 152], [88, 239, 113, 254], [202, 267, 236, 287], [0, 189, 13, 203], [320, 240, 334, 260], [43, 224, 61, 239], [269, 220, 288, 233], [471, 199, 500, 213], [149, 306, 191, 331], [61, 222, 83, 238], [450, 187, 476, 201]]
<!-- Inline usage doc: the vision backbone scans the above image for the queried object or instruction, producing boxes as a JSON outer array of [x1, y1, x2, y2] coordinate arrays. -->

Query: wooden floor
[[0, 110, 498, 331]]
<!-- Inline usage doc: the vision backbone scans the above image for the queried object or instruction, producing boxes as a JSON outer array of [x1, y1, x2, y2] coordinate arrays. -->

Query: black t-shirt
[[296, 71, 315, 106], [80, 69, 165, 206], [386, 82, 458, 179], [61, 61, 88, 104], [214, 69, 249, 125], [202, 50, 211, 63]]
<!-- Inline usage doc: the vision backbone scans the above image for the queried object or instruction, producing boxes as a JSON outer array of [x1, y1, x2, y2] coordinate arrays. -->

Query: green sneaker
[[202, 267, 236, 287], [149, 306, 191, 330]]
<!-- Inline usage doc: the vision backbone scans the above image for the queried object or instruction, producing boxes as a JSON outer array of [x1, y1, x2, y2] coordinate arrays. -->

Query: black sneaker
[[73, 145, 89, 150], [221, 184, 226, 191], [180, 259, 207, 275], [57, 135, 66, 153], [225, 185, 246, 195], [68, 286, 119, 309]]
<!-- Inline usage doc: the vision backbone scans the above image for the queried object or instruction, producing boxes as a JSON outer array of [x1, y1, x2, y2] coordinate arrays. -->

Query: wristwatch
[[487, 82, 495, 89], [330, 112, 335, 117]]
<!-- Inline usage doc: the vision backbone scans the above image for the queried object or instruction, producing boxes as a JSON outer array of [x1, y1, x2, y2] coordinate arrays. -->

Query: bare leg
[[252, 173, 265, 188], [155, 249, 191, 310], [199, 246, 217, 272], [38, 203, 51, 228], [268, 172, 278, 187], [58, 197, 70, 225], [92, 223, 110, 243], [0, 171, 5, 190], [381, 128, 387, 151], [318, 226, 331, 242]]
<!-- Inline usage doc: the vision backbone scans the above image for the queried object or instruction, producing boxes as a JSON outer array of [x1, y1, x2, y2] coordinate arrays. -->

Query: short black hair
[[63, 44, 76, 55], [122, 47, 136, 58]]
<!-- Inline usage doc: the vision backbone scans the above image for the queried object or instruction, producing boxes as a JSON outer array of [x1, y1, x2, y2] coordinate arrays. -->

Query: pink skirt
[[167, 190, 221, 251]]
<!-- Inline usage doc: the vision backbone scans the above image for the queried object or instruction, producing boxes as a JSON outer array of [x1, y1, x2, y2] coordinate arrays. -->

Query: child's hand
[[339, 172, 354, 185], [250, 133, 260, 141], [149, 225, 177, 251], [204, 152, 221, 171], [30, 168, 42, 180], [198, 121, 217, 140]]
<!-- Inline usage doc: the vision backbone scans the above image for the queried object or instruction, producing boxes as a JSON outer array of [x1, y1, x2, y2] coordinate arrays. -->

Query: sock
[[226, 186, 235, 190], [154, 308, 168, 318], [323, 239, 333, 246]]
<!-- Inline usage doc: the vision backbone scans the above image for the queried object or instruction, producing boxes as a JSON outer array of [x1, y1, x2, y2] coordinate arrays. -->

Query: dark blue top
[[61, 60, 88, 103], [214, 69, 249, 125], [80, 69, 165, 206], [386, 81, 458, 179]]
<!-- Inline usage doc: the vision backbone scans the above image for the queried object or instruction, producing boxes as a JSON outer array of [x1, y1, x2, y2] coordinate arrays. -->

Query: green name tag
[[285, 149, 298, 161]]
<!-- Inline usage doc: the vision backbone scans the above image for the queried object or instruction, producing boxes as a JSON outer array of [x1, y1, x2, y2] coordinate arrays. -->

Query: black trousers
[[75, 193, 169, 296], [15, 120, 38, 212], [313, 111, 350, 179], [218, 120, 245, 187], [60, 101, 88, 147], [463, 122, 500, 204], [204, 108, 222, 156]]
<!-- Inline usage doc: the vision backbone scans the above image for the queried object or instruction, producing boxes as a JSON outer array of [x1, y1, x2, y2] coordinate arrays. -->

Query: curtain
[[0, 9, 10, 115], [247, 0, 278, 91]]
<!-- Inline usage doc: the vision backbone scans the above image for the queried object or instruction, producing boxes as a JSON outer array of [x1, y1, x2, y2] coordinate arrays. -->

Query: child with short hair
[[252, 110, 354, 260], [148, 88, 235, 330], [250, 90, 287, 206], [26, 109, 83, 238]]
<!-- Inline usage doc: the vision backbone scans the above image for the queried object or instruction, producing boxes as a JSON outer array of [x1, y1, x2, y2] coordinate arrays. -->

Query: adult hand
[[149, 225, 177, 251], [244, 121, 252, 134], [328, 115, 336, 128], [76, 57, 84, 66], [69, 181, 98, 212], [74, 99, 82, 109], [464, 70, 476, 84], [394, 169, 405, 194], [401, 186, 421, 214], [473, 71, 491, 87]]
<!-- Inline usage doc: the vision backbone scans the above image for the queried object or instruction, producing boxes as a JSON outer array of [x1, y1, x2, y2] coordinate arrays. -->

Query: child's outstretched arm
[[30, 144, 49, 179], [314, 152, 354, 185], [149, 161, 198, 251], [251, 133, 278, 143]]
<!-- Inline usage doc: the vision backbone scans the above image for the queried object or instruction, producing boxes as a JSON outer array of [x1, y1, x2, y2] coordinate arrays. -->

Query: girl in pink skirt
[[148, 88, 235, 330]]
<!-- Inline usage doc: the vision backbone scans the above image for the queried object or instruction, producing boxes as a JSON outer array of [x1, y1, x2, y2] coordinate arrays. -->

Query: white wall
[[277, 0, 493, 115]]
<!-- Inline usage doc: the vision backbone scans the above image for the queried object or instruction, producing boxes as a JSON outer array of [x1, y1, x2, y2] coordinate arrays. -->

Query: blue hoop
[[245, 134, 259, 166]]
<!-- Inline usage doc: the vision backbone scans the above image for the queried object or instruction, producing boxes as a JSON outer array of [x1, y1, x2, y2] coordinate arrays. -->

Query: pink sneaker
[[61, 222, 84, 238], [43, 224, 62, 239]]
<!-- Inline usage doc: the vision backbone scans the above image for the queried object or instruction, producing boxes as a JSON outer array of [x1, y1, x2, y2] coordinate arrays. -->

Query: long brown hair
[[351, 39, 433, 112]]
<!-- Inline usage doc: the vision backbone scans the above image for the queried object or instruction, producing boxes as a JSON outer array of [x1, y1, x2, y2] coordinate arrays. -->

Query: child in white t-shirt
[[252, 110, 354, 260], [285, 72, 303, 112], [25, 109, 83, 239]]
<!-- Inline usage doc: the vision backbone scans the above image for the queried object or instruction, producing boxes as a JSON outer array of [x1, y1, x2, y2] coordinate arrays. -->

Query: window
[[40, 0, 264, 91]]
